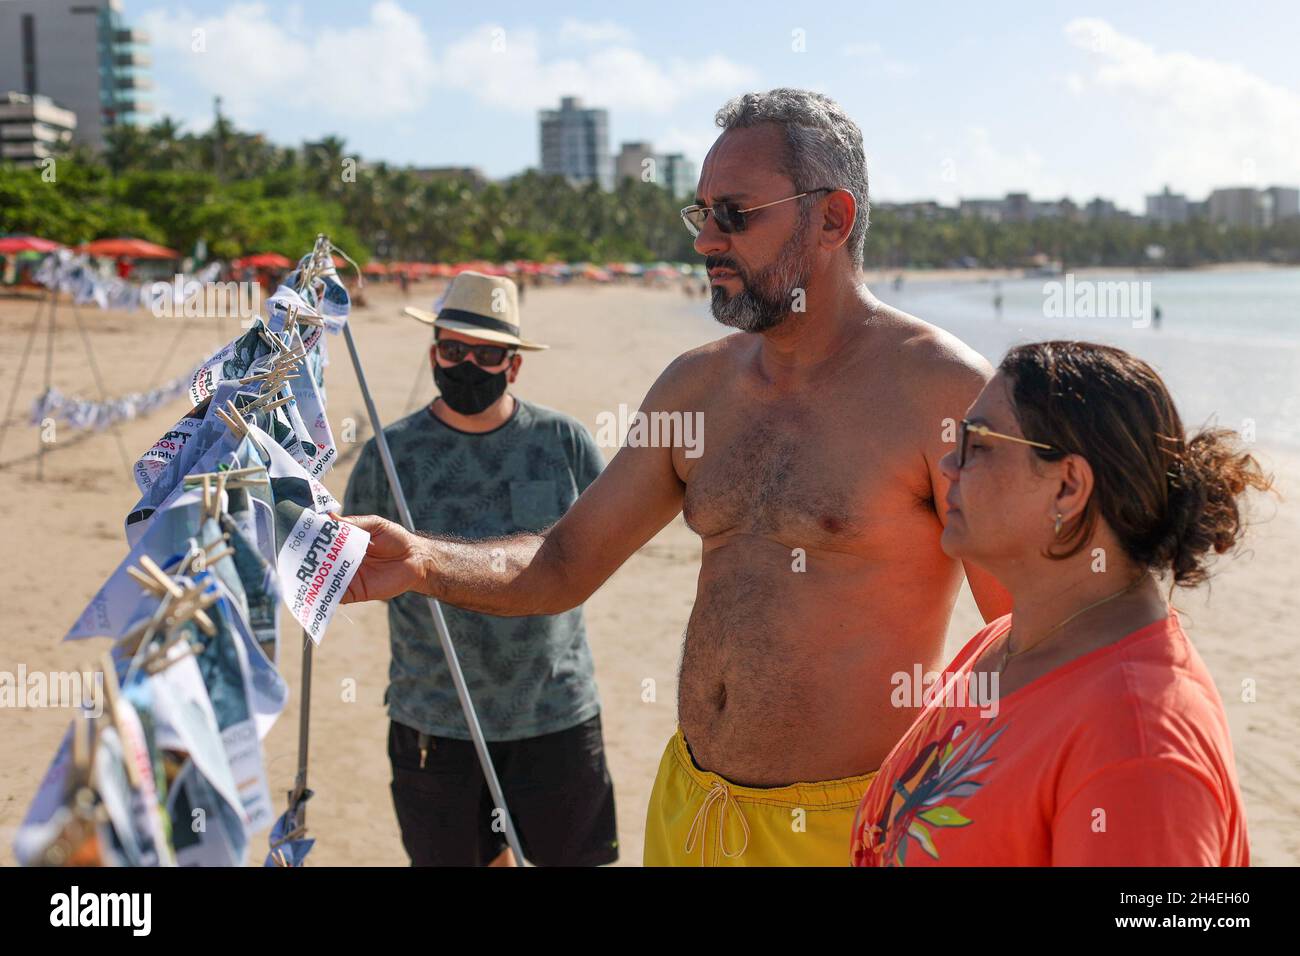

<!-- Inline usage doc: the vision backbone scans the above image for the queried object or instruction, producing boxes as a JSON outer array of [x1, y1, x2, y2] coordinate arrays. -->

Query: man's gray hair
[[715, 89, 869, 268]]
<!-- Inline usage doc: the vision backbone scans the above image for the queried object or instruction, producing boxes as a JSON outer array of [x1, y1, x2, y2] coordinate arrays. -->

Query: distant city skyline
[[11, 1, 1300, 212]]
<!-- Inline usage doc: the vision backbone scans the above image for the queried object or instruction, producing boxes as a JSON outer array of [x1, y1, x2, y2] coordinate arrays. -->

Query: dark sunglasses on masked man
[[435, 338, 517, 367]]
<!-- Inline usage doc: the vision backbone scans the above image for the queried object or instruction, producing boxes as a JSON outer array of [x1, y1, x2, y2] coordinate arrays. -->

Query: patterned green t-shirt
[[342, 397, 606, 741]]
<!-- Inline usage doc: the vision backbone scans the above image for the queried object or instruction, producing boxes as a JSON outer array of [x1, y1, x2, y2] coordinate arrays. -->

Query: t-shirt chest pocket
[[509, 479, 561, 531]]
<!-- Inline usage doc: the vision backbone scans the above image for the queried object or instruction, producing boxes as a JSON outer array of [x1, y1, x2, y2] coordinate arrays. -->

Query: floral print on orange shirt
[[850, 707, 1007, 867]]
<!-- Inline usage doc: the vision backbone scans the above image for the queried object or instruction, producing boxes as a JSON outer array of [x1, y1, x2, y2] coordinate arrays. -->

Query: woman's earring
[[1053, 512, 1064, 536]]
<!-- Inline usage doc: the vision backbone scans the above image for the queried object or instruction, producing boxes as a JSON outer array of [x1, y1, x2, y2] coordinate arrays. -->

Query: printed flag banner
[[17, 240, 370, 868]]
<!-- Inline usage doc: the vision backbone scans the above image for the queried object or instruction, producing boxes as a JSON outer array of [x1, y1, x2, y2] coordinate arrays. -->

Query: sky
[[124, 0, 1300, 212]]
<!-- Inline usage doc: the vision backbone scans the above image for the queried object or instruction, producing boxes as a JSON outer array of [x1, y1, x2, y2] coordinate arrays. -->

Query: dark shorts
[[388, 713, 619, 867]]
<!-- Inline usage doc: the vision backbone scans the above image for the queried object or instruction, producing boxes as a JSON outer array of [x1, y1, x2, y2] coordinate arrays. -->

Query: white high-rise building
[[0, 0, 151, 151], [539, 96, 612, 191], [1146, 185, 1190, 225], [1208, 188, 1263, 228], [615, 141, 655, 186], [0, 91, 76, 165], [1264, 186, 1300, 225], [658, 153, 697, 200]]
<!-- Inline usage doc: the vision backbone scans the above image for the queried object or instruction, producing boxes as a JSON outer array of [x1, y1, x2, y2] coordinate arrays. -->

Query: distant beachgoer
[[1153, 304, 1162, 330], [116, 256, 132, 280], [851, 341, 1268, 866]]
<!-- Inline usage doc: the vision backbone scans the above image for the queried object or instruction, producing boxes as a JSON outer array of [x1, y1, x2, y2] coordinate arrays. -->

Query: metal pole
[[0, 293, 49, 466], [69, 301, 134, 480], [289, 630, 313, 824], [341, 320, 526, 865], [37, 289, 58, 481]]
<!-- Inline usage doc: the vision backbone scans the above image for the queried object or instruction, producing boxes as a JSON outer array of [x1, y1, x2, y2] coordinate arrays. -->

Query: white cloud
[[963, 126, 1064, 196], [138, 6, 754, 140], [839, 41, 915, 77], [656, 127, 718, 164], [556, 19, 636, 47], [140, 1, 435, 126], [441, 25, 756, 114], [1064, 17, 1300, 193]]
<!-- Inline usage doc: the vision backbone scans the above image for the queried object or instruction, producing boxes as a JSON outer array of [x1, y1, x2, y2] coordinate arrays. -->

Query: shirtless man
[[341, 88, 1011, 866]]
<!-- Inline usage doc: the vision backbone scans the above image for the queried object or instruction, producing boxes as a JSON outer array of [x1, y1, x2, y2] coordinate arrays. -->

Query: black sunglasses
[[680, 188, 835, 237], [435, 339, 516, 367]]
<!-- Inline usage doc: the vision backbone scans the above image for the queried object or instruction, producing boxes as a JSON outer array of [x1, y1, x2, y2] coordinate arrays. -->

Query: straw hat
[[403, 271, 548, 350]]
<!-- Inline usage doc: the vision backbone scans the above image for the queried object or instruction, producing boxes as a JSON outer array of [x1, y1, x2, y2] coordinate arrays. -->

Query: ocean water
[[882, 268, 1300, 450]]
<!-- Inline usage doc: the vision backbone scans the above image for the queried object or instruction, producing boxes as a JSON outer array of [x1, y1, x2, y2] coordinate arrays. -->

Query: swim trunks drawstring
[[683, 781, 751, 866]]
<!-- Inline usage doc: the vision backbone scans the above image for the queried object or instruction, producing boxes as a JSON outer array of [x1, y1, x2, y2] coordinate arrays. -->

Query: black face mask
[[434, 360, 508, 415]]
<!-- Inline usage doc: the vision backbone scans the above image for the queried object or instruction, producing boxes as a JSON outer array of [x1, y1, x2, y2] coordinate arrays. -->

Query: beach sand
[[0, 280, 1295, 866]]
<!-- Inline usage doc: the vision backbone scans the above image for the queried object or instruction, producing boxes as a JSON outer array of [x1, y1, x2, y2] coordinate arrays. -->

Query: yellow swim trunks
[[643, 728, 878, 866]]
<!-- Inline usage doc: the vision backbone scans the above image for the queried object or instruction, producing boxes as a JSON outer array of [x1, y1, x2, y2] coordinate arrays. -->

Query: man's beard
[[709, 215, 815, 334]]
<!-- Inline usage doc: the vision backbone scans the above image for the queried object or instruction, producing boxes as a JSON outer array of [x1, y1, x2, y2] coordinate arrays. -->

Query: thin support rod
[[68, 301, 133, 480], [288, 630, 313, 825], [341, 320, 525, 865], [0, 293, 49, 466], [37, 290, 58, 481]]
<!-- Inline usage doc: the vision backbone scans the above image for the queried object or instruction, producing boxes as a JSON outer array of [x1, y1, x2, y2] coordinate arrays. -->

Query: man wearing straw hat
[[342, 271, 617, 867]]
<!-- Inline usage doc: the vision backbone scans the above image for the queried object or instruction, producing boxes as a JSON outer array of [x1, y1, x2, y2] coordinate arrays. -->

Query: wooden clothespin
[[286, 303, 325, 328], [239, 357, 304, 385], [69, 700, 96, 790], [213, 399, 249, 440], [119, 572, 220, 676], [251, 393, 294, 413], [162, 580, 220, 639], [183, 465, 268, 489], [131, 556, 218, 637], [139, 630, 205, 676], [97, 652, 142, 789], [162, 533, 233, 576]]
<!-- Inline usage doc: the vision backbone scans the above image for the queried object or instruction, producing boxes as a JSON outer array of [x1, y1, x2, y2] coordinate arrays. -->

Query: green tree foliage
[[3, 116, 1295, 267]]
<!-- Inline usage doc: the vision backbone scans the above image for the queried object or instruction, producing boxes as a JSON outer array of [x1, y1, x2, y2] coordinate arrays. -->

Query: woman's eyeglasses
[[680, 188, 835, 238], [957, 419, 1057, 469], [436, 339, 515, 367]]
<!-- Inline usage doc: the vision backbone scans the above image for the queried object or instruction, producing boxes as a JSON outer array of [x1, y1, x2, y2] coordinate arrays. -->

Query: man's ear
[[822, 189, 856, 252], [507, 353, 523, 384]]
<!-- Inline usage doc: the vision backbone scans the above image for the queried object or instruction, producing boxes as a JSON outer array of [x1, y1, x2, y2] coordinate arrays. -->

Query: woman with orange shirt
[[851, 341, 1272, 867]]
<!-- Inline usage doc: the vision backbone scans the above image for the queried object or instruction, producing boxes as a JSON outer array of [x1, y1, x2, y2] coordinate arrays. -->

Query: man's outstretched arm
[[341, 361, 691, 616]]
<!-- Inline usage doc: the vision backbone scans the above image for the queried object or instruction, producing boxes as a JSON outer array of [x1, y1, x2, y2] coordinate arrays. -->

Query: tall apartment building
[[1145, 185, 1190, 225], [614, 142, 696, 198], [659, 152, 696, 200], [0, 91, 76, 165], [614, 141, 655, 185], [1208, 187, 1263, 228], [958, 198, 1004, 222], [1263, 186, 1300, 224], [539, 96, 612, 191], [0, 0, 151, 150]]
